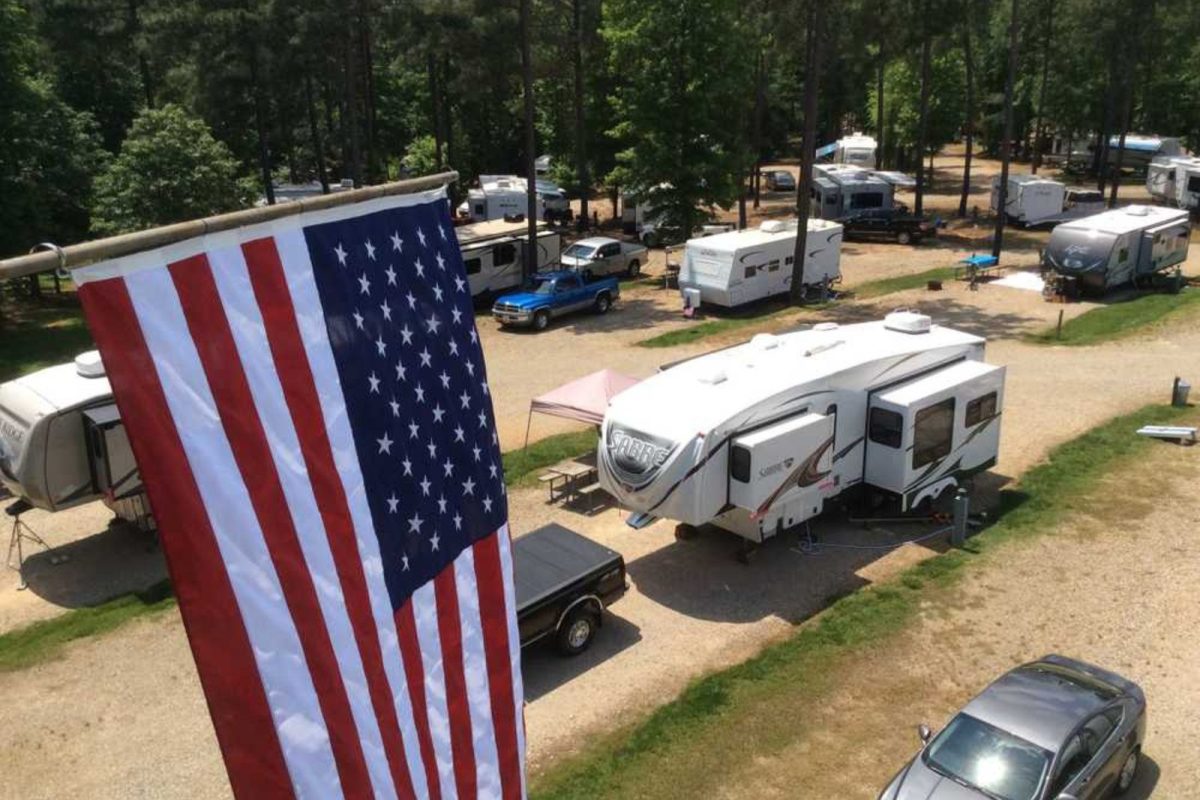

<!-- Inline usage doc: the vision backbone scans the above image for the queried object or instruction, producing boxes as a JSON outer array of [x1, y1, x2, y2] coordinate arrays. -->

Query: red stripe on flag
[[472, 533, 523, 800], [78, 278, 293, 799], [242, 237, 417, 799], [168, 255, 374, 798], [433, 569, 478, 800], [396, 602, 442, 800]]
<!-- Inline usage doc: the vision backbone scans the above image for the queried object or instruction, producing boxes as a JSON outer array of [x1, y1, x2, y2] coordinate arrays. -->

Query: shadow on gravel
[[521, 613, 643, 701]]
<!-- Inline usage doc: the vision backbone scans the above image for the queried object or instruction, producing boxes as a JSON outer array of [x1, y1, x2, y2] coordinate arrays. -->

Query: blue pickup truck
[[492, 271, 620, 331]]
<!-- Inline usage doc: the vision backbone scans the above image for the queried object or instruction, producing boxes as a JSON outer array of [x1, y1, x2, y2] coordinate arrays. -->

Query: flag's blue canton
[[305, 198, 506, 608]]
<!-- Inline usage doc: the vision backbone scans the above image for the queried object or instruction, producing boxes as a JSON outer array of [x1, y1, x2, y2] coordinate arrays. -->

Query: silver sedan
[[878, 655, 1146, 800]]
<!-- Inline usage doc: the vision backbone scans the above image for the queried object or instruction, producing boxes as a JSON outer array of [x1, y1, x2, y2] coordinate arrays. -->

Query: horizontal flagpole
[[0, 171, 459, 281]]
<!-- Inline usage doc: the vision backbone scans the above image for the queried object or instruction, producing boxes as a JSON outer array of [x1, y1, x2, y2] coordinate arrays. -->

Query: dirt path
[[717, 427, 1200, 800]]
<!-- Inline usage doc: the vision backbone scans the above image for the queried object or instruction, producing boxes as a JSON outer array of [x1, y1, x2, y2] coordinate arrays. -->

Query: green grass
[[1029, 288, 1200, 346], [0, 305, 92, 382], [851, 266, 957, 300], [529, 403, 1192, 800], [0, 581, 175, 672], [501, 428, 599, 487]]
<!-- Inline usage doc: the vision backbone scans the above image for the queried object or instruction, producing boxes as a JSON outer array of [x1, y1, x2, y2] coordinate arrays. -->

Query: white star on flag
[[358, 273, 371, 295], [390, 230, 403, 251], [365, 239, 376, 261], [377, 432, 393, 454], [334, 242, 348, 265]]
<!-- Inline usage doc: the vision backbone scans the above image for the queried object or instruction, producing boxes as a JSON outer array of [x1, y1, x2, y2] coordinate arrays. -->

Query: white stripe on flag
[[207, 245, 397, 799], [410, 581, 458, 800], [125, 266, 344, 798], [275, 227, 431, 797], [495, 527, 528, 797], [452, 547, 503, 799]]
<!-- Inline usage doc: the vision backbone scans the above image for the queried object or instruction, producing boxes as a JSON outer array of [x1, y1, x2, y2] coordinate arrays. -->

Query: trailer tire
[[626, 259, 641, 278], [556, 607, 599, 656], [674, 523, 699, 541], [897, 230, 913, 245], [594, 292, 611, 314], [533, 310, 550, 331]]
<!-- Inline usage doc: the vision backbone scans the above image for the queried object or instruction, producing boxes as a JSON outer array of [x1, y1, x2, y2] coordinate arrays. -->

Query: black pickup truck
[[513, 524, 627, 656], [837, 205, 937, 244]]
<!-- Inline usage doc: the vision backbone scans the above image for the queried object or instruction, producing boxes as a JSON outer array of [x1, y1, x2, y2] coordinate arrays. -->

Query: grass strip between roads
[[529, 402, 1193, 800], [0, 580, 174, 672], [850, 266, 957, 300], [502, 428, 599, 487], [1030, 287, 1200, 346]]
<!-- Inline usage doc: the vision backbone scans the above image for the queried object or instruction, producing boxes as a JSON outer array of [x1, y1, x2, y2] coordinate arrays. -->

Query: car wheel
[[643, 231, 659, 248], [1115, 748, 1139, 795], [626, 259, 641, 278], [594, 293, 611, 314], [674, 523, 699, 541], [533, 310, 550, 331], [556, 607, 598, 656], [897, 231, 912, 245]]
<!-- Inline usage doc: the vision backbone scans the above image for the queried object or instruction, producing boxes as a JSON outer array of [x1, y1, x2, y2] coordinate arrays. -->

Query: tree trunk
[[1109, 72, 1134, 207], [572, 0, 589, 227], [1031, 0, 1054, 172], [790, 0, 825, 304], [427, 53, 444, 167], [520, 0, 538, 280], [344, 24, 362, 187], [914, 0, 932, 216], [958, 5, 975, 217], [441, 55, 455, 173], [875, 14, 885, 170], [1095, 82, 1114, 192], [359, 8, 378, 182], [992, 0, 1020, 260], [126, 0, 154, 108], [752, 50, 765, 210], [305, 74, 330, 193], [248, 39, 275, 205]]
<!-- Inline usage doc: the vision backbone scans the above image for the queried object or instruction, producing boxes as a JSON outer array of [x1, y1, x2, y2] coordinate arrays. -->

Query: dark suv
[[839, 206, 936, 245]]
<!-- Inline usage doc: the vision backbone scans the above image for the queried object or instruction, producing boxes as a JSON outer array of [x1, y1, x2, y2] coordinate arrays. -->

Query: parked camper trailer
[[459, 175, 571, 223], [990, 174, 1066, 225], [0, 352, 147, 524], [811, 165, 895, 220], [1105, 134, 1184, 171], [815, 133, 878, 166], [1146, 156, 1200, 211], [1042, 205, 1191, 292], [677, 218, 842, 308], [598, 312, 1005, 546], [457, 219, 562, 299]]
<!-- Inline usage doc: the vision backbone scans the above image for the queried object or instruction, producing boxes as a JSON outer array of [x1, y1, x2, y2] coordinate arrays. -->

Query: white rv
[[811, 166, 895, 220], [459, 175, 571, 223], [598, 312, 1005, 546], [1146, 156, 1200, 211], [821, 133, 877, 167], [990, 174, 1067, 225], [0, 352, 146, 524], [457, 219, 562, 299], [1042, 205, 1191, 292], [678, 218, 843, 308]]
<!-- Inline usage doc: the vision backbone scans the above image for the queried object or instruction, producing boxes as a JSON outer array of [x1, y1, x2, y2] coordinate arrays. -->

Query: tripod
[[6, 499, 51, 591]]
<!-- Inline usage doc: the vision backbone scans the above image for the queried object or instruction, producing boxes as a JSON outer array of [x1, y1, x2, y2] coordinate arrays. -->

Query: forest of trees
[[3, 0, 1200, 257]]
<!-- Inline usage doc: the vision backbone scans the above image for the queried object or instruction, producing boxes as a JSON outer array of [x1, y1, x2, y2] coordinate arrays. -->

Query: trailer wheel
[[533, 310, 550, 331], [897, 230, 913, 245], [674, 523, 699, 541], [556, 607, 599, 656], [594, 292, 611, 314], [626, 259, 641, 278]]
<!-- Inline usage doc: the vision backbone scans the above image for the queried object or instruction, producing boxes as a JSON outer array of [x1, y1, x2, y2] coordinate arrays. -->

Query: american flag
[[75, 189, 525, 799]]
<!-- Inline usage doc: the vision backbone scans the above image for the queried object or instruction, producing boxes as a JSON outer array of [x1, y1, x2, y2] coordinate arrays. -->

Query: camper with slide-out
[[457, 219, 561, 299], [677, 218, 842, 309], [598, 312, 1005, 552], [990, 174, 1066, 225], [1043, 205, 1191, 293], [1146, 155, 1200, 211]]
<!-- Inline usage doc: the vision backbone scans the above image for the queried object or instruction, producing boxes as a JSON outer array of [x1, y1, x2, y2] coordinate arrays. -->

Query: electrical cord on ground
[[790, 521, 954, 556]]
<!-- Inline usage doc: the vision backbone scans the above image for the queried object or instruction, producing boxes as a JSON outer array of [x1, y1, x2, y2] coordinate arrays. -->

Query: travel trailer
[[458, 219, 562, 299], [1042, 205, 1191, 292], [598, 312, 1005, 548], [811, 165, 895, 220], [1146, 156, 1200, 211], [1105, 134, 1185, 170], [815, 133, 878, 167], [0, 352, 148, 525], [677, 218, 843, 308], [990, 175, 1066, 225], [459, 175, 571, 223]]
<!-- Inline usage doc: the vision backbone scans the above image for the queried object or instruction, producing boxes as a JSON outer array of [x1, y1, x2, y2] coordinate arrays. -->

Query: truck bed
[[512, 523, 622, 612]]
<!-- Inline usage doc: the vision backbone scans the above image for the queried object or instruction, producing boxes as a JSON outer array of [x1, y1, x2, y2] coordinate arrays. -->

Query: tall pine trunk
[[1031, 1, 1054, 172], [790, 0, 825, 304], [305, 74, 330, 193], [958, 6, 975, 217], [572, 0, 589, 226], [247, 38, 275, 205], [914, 0, 932, 216], [520, 0, 538, 279], [992, 0, 1020, 260], [875, 23, 885, 171]]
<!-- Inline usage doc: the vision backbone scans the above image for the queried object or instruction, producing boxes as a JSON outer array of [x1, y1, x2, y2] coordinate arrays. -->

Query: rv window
[[912, 398, 955, 469], [730, 445, 751, 483], [849, 192, 885, 210], [868, 407, 903, 449], [1189, 175, 1200, 193], [785, 256, 794, 265], [494, 243, 517, 266], [826, 404, 838, 449], [1117, 247, 1129, 263], [767, 260, 780, 272], [965, 392, 997, 427], [474, 204, 485, 216], [464, 257, 482, 275], [744, 265, 757, 279]]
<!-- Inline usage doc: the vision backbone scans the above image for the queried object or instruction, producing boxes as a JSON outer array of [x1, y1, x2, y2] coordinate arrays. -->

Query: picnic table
[[954, 254, 1001, 288], [538, 452, 601, 508]]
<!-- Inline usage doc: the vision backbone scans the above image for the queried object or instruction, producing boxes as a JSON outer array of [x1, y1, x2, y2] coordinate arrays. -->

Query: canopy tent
[[524, 369, 640, 447]]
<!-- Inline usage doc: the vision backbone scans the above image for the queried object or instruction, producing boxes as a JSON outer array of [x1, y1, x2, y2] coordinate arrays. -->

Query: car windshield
[[923, 714, 1050, 800], [563, 244, 596, 259], [532, 278, 556, 295]]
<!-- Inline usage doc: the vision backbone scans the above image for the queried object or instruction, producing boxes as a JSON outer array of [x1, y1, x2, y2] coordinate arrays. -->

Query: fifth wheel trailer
[[457, 219, 562, 299], [1042, 205, 1191, 292], [598, 312, 1005, 545], [677, 218, 843, 308]]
